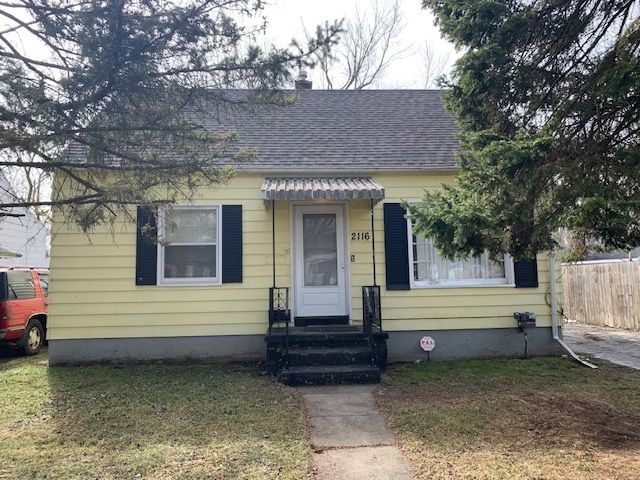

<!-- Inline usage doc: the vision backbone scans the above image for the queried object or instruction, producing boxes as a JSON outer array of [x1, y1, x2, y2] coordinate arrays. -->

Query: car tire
[[22, 319, 44, 356]]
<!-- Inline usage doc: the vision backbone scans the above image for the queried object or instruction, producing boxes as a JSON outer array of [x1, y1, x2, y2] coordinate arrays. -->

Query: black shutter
[[383, 203, 410, 290], [135, 206, 157, 286], [222, 205, 243, 283], [514, 258, 538, 288]]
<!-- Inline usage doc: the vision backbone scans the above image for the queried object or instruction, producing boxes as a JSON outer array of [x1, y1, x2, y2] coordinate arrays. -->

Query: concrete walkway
[[298, 384, 413, 480], [564, 322, 640, 370]]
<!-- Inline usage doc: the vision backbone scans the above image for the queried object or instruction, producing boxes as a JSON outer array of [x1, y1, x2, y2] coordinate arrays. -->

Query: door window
[[303, 213, 338, 286]]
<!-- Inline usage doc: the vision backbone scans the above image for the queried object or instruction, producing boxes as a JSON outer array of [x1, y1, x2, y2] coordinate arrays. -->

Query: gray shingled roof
[[68, 89, 459, 172], [208, 89, 458, 172]]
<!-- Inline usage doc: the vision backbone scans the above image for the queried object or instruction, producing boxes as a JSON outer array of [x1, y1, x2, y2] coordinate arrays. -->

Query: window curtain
[[413, 236, 506, 283]]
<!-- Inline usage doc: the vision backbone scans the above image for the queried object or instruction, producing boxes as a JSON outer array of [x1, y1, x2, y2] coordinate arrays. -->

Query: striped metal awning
[[261, 177, 385, 202]]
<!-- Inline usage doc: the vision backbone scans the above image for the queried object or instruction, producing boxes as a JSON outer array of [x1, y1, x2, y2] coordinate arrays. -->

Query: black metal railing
[[362, 285, 382, 333], [268, 287, 290, 332], [268, 287, 290, 368], [362, 285, 382, 366]]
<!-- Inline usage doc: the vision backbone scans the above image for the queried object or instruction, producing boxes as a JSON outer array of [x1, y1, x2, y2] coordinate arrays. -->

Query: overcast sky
[[261, 0, 459, 89], [0, 0, 458, 89]]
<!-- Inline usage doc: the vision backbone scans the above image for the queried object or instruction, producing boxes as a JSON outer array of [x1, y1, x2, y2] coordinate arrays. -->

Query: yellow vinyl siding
[[48, 172, 558, 340], [347, 173, 557, 331], [49, 174, 290, 339]]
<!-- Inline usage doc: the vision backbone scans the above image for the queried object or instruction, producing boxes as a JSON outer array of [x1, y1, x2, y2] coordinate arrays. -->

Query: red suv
[[0, 268, 48, 355]]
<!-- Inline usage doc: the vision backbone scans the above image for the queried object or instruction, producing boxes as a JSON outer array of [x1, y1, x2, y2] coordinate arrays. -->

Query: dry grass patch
[[0, 350, 311, 479], [377, 357, 640, 480]]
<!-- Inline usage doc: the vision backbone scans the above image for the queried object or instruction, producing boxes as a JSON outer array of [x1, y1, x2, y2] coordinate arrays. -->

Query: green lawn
[[376, 357, 640, 480], [0, 350, 311, 480]]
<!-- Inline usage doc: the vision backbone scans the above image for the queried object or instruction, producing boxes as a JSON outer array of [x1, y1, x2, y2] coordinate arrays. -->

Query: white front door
[[294, 205, 348, 318]]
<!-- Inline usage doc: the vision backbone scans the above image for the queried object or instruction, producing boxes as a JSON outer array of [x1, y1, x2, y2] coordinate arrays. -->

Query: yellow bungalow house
[[47, 81, 562, 384]]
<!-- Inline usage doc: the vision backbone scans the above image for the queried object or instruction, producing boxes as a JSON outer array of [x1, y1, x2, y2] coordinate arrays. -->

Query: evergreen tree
[[410, 0, 639, 259], [0, 0, 339, 229]]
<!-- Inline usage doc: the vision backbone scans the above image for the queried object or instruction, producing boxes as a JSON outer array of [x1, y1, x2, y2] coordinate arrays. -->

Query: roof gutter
[[237, 167, 460, 175], [549, 253, 597, 369]]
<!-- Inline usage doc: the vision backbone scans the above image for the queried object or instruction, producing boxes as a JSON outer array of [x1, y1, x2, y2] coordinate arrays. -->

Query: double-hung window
[[408, 221, 514, 288], [158, 205, 221, 285]]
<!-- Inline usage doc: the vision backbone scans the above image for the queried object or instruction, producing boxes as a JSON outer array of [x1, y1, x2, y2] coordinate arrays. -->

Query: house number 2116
[[351, 232, 371, 241]]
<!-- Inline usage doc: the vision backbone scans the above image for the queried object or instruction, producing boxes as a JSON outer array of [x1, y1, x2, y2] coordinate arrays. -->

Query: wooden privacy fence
[[562, 261, 640, 331]]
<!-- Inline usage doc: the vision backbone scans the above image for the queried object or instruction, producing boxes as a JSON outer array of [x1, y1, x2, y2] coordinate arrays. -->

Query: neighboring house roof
[[68, 89, 459, 172], [583, 248, 640, 262], [0, 246, 21, 258]]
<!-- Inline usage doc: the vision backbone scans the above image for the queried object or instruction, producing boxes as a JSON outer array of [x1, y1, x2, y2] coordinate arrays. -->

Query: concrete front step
[[278, 364, 381, 386], [267, 331, 370, 348], [265, 325, 388, 382], [288, 346, 373, 367]]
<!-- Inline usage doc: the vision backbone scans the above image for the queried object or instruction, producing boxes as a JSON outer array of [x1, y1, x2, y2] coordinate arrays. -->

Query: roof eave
[[237, 166, 459, 175]]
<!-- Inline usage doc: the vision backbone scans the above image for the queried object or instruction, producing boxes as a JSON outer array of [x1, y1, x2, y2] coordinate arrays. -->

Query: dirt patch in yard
[[584, 333, 604, 341], [377, 357, 640, 480]]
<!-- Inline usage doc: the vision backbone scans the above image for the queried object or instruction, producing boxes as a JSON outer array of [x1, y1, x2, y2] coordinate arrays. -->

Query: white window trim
[[157, 204, 222, 286], [406, 218, 515, 289]]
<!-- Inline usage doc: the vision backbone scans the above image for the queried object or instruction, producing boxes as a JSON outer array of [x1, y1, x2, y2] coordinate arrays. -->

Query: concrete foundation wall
[[48, 335, 265, 365], [386, 327, 562, 362], [49, 327, 562, 365]]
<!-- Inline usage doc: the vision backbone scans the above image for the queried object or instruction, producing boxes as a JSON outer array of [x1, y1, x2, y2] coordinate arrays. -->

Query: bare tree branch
[[307, 0, 406, 90], [0, 0, 341, 230], [421, 41, 449, 89]]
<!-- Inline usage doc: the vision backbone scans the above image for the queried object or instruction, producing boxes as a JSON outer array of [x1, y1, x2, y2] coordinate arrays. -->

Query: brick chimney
[[294, 70, 312, 90]]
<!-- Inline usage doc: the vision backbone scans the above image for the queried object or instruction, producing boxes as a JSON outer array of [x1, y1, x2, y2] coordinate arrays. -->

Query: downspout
[[549, 254, 597, 369]]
